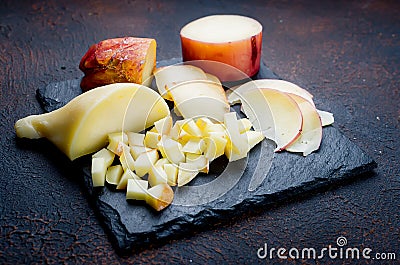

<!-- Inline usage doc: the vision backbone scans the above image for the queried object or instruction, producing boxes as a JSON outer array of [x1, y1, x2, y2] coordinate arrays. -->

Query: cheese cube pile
[[91, 112, 265, 211]]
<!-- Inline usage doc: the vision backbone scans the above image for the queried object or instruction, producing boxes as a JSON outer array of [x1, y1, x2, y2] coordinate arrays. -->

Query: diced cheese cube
[[92, 148, 115, 168], [145, 183, 174, 211], [159, 136, 185, 165], [127, 132, 145, 146], [107, 132, 128, 156], [195, 117, 214, 131], [181, 118, 203, 137], [203, 132, 228, 161], [185, 153, 209, 173], [245, 130, 265, 150], [169, 120, 186, 140], [224, 112, 247, 158], [204, 123, 226, 134], [163, 163, 178, 186], [177, 129, 200, 146], [106, 165, 123, 185], [148, 166, 168, 187], [126, 179, 149, 200], [116, 169, 141, 190], [238, 118, 253, 133], [120, 147, 135, 171], [154, 115, 173, 135], [91, 157, 107, 187], [156, 140, 167, 158], [134, 149, 159, 177], [224, 135, 248, 161], [130, 145, 152, 160], [177, 162, 199, 187], [144, 131, 161, 149], [182, 137, 205, 154]]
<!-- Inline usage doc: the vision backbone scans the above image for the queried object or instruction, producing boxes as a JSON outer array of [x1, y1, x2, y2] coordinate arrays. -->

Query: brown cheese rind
[[79, 37, 156, 91]]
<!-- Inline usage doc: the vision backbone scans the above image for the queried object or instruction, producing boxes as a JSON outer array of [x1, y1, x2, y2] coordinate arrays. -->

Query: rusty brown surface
[[0, 0, 399, 264]]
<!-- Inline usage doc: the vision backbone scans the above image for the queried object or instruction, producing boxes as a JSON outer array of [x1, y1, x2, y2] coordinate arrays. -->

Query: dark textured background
[[0, 0, 399, 264]]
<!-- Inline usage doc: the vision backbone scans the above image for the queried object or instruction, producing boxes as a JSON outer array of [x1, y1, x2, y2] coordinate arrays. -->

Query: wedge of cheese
[[15, 83, 170, 160]]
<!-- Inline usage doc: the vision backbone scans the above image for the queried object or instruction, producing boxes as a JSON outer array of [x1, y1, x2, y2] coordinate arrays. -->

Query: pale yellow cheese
[[14, 83, 170, 160]]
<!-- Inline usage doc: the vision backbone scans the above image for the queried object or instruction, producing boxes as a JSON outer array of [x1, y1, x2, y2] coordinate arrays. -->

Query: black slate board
[[36, 59, 377, 254]]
